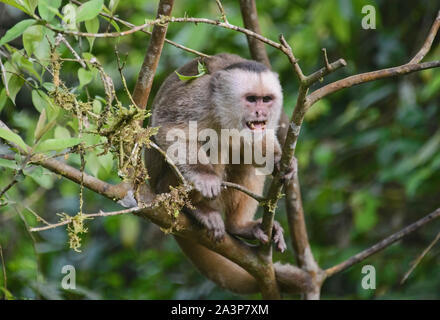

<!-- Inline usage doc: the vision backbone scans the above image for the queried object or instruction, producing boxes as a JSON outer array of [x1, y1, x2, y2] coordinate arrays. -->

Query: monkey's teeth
[[247, 121, 267, 130]]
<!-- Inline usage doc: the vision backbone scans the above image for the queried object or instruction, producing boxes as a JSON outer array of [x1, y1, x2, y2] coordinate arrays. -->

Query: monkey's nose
[[255, 110, 268, 118]]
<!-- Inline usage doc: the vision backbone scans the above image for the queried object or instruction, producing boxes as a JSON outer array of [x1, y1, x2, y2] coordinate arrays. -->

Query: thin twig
[[400, 230, 440, 284], [55, 33, 86, 68], [45, 18, 162, 38], [325, 208, 440, 277], [279, 35, 305, 82], [148, 141, 186, 184], [30, 206, 141, 232], [0, 58, 10, 98], [221, 181, 265, 202], [115, 47, 138, 108], [0, 179, 19, 199], [69, 0, 209, 58], [409, 10, 440, 64], [215, 0, 229, 24], [322, 48, 331, 70]]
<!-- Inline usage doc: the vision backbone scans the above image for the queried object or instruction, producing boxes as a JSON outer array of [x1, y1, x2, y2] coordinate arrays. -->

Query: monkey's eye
[[246, 95, 257, 103], [262, 96, 273, 103]]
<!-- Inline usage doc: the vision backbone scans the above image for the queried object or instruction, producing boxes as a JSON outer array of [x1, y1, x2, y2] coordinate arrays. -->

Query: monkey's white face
[[211, 69, 283, 132]]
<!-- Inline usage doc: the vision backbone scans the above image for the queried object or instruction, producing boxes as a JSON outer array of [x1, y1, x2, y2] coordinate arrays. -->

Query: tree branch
[[409, 10, 440, 64], [132, 0, 174, 111], [325, 208, 440, 277], [306, 60, 440, 107], [239, 0, 271, 68], [69, 0, 209, 58]]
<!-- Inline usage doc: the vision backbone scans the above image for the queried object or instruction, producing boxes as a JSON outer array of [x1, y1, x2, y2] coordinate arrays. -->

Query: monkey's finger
[[253, 227, 269, 244], [272, 222, 287, 252]]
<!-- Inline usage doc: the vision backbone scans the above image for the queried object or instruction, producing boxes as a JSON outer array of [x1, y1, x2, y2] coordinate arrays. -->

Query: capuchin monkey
[[145, 53, 299, 294]]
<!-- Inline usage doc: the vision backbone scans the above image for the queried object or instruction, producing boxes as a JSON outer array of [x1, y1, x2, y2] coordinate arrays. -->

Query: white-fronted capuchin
[[145, 53, 299, 294]]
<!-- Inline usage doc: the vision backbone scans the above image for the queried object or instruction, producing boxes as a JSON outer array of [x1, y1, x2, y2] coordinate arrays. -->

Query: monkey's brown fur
[[146, 54, 302, 294]]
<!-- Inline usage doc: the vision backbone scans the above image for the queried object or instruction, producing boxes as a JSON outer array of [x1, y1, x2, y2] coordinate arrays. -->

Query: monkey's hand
[[228, 219, 287, 252], [274, 156, 297, 184], [186, 206, 225, 242], [189, 172, 222, 199]]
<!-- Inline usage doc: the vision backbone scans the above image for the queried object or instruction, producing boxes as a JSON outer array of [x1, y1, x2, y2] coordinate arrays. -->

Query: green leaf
[[101, 15, 120, 32], [24, 0, 38, 14], [108, 0, 120, 13], [12, 51, 41, 82], [38, 0, 62, 22], [24, 167, 54, 189], [31, 90, 49, 113], [42, 82, 56, 92], [0, 19, 36, 47], [34, 108, 47, 141], [0, 158, 17, 169], [197, 61, 207, 74], [54, 126, 71, 139], [86, 152, 100, 176], [35, 138, 81, 152], [92, 99, 102, 113], [22, 25, 44, 56], [6, 74, 24, 104], [0, 88, 7, 112], [99, 152, 113, 174], [78, 68, 94, 88], [31, 90, 59, 120], [0, 0, 30, 14], [85, 17, 100, 50], [76, 0, 104, 22], [175, 61, 207, 81], [0, 127, 28, 151]]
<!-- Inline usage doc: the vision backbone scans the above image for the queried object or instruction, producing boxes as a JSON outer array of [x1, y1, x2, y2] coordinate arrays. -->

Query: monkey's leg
[[175, 236, 258, 294], [227, 219, 287, 252], [175, 236, 309, 294], [184, 202, 225, 242]]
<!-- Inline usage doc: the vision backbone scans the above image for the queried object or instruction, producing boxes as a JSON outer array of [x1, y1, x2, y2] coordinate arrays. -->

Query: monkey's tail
[[175, 236, 311, 295]]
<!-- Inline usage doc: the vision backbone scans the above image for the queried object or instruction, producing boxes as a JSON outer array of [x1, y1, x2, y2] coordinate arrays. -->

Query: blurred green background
[[0, 0, 439, 299]]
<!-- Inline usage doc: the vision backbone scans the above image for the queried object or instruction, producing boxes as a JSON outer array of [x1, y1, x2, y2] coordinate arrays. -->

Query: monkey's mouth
[[246, 120, 267, 131]]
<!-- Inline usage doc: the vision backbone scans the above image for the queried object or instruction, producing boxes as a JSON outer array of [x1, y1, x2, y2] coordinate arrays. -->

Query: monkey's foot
[[231, 220, 287, 252], [251, 221, 287, 252], [275, 156, 298, 184], [191, 209, 225, 242]]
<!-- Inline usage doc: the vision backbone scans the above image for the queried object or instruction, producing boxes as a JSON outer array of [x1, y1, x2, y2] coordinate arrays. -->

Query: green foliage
[[0, 19, 35, 47], [175, 61, 207, 81], [76, 0, 104, 23], [0, 0, 439, 300]]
